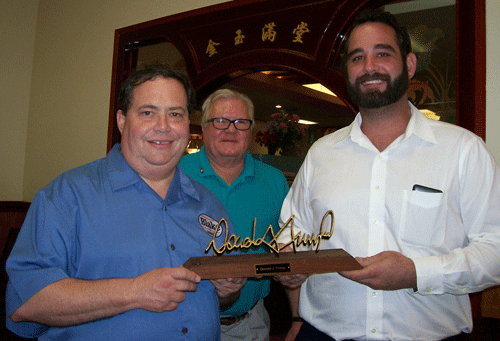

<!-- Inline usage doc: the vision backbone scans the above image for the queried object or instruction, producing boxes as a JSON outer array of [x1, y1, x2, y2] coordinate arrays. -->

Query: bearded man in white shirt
[[276, 10, 500, 341]]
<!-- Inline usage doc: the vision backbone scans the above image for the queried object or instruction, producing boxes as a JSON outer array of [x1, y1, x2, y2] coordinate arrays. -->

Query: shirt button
[[170, 244, 175, 251], [371, 328, 377, 333], [163, 206, 167, 211], [375, 185, 380, 190], [200, 168, 204, 173], [372, 291, 377, 297], [426, 287, 432, 293], [182, 327, 188, 334]]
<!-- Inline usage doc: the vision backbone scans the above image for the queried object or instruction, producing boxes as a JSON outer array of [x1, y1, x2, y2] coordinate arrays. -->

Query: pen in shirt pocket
[[412, 184, 443, 193]]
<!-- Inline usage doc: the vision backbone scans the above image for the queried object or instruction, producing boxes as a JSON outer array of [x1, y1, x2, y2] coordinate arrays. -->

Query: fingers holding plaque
[[183, 249, 362, 279], [183, 210, 362, 279]]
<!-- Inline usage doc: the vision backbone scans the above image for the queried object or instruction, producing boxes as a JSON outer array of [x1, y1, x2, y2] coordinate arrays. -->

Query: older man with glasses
[[180, 89, 290, 341]]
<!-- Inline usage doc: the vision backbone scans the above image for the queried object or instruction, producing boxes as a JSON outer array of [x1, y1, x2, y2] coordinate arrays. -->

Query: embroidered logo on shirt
[[198, 214, 223, 237]]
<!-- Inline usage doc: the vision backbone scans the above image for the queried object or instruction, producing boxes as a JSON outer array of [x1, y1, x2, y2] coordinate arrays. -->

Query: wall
[[11, 0, 231, 201], [0, 0, 38, 200], [486, 1, 500, 162], [482, 0, 500, 319], [0, 0, 499, 201]]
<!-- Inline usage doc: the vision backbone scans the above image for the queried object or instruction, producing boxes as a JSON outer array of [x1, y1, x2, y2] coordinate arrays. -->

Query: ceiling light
[[275, 105, 282, 108], [303, 83, 337, 97], [298, 119, 319, 125]]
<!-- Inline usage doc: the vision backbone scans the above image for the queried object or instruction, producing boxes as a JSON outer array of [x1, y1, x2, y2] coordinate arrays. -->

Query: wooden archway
[[107, 0, 485, 151]]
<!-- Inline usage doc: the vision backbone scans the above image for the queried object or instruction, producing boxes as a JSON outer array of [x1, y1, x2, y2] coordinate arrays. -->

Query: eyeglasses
[[205, 117, 253, 131]]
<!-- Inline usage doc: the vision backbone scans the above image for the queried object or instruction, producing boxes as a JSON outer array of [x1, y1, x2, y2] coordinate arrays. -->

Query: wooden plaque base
[[183, 249, 362, 279]]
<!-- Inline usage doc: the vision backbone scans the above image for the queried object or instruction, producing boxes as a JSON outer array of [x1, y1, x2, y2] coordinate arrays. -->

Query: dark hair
[[117, 64, 196, 115], [343, 10, 412, 61]]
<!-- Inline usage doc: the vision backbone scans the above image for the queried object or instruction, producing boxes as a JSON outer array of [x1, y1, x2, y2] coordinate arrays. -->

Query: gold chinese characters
[[205, 21, 311, 57]]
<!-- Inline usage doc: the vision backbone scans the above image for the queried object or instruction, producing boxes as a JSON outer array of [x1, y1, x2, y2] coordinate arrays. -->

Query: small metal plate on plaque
[[183, 249, 362, 279], [255, 263, 291, 275]]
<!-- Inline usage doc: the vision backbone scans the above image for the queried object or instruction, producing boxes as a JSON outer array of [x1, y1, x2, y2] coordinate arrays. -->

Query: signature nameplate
[[183, 249, 362, 279], [255, 263, 290, 275]]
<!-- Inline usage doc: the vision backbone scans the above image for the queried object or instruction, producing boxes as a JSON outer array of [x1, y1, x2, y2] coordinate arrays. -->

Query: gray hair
[[201, 89, 255, 128]]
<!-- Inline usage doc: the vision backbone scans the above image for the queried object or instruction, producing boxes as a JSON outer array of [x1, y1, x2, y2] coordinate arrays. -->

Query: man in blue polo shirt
[[180, 89, 289, 340], [6, 65, 244, 340]]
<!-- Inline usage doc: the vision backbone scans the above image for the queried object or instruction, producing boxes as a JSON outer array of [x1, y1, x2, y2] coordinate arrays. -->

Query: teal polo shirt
[[180, 146, 289, 316]]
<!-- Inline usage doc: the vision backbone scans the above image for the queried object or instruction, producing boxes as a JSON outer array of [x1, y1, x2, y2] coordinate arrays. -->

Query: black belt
[[441, 332, 469, 341], [295, 321, 468, 341], [220, 312, 249, 326]]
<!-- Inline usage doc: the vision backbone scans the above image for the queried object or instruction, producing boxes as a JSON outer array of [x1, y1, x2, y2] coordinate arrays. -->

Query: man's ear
[[117, 110, 125, 134], [406, 52, 418, 79]]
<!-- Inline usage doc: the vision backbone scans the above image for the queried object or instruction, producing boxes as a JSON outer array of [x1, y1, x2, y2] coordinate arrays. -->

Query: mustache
[[355, 73, 391, 86]]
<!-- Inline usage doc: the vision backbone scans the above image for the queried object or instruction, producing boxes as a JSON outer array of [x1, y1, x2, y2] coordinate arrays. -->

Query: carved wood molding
[[107, 0, 485, 151]]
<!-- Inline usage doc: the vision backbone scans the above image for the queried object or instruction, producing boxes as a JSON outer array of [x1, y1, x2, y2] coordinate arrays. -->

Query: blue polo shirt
[[180, 147, 289, 316], [6, 144, 234, 340]]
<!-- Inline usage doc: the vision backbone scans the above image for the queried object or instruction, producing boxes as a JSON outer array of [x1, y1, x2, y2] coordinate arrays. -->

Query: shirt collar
[[241, 151, 256, 178], [343, 101, 438, 148], [197, 146, 217, 177], [166, 166, 201, 204], [405, 102, 438, 144], [106, 144, 142, 191], [106, 144, 200, 203], [197, 146, 256, 181]]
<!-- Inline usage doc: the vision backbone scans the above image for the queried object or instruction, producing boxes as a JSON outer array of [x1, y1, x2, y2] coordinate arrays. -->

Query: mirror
[[136, 41, 353, 157], [108, 0, 483, 154], [134, 0, 457, 157], [383, 0, 456, 124]]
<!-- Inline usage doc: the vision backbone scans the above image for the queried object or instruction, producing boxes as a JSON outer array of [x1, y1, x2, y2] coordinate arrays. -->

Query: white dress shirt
[[278, 103, 500, 340]]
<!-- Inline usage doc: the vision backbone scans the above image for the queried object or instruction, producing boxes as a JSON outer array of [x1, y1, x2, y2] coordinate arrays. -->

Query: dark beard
[[347, 67, 409, 109]]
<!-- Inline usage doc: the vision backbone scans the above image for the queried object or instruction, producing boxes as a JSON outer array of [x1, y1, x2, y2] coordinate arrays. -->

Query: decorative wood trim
[[0, 201, 30, 257], [107, 0, 486, 151], [0, 201, 31, 336], [456, 0, 486, 140]]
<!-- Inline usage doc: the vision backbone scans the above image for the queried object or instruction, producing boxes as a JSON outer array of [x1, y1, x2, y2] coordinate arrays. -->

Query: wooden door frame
[[107, 0, 485, 151]]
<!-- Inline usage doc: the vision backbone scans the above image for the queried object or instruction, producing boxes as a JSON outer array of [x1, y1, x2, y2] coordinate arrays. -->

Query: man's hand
[[11, 266, 202, 327], [131, 266, 201, 312], [210, 277, 246, 299], [210, 277, 246, 310], [339, 251, 417, 291], [274, 273, 309, 289], [273, 244, 309, 289]]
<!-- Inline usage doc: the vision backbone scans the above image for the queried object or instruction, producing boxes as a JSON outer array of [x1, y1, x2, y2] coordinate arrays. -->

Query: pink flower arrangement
[[255, 112, 307, 155]]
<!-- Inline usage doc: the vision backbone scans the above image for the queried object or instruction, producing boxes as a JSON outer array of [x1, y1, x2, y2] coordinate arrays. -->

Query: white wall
[[1, 0, 499, 201], [486, 0, 500, 162], [20, 0, 230, 200], [0, 0, 38, 200]]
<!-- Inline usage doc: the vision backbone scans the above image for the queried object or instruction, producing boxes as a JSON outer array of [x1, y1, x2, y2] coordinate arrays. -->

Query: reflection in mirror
[[335, 0, 456, 124], [385, 0, 456, 123], [135, 0, 457, 157], [137, 42, 187, 74], [136, 42, 353, 157], [224, 71, 352, 157]]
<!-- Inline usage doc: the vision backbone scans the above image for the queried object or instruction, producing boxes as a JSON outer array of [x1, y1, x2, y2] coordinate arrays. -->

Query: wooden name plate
[[183, 249, 362, 279]]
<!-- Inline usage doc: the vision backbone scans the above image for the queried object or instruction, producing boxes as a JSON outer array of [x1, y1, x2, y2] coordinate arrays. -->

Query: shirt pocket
[[400, 190, 447, 247]]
